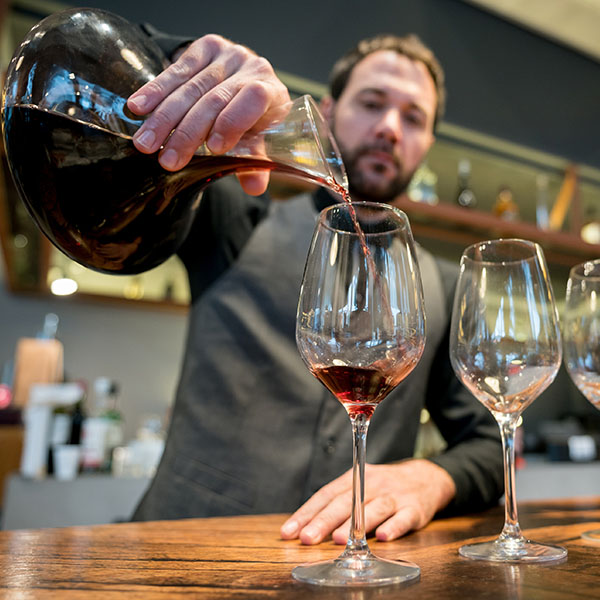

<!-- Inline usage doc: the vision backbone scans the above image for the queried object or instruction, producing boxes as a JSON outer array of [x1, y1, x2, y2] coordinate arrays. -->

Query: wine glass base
[[582, 528, 600, 542], [292, 554, 420, 587], [459, 538, 567, 563]]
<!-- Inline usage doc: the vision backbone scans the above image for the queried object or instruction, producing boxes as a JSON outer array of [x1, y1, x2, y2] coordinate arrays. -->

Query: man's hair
[[328, 33, 446, 129]]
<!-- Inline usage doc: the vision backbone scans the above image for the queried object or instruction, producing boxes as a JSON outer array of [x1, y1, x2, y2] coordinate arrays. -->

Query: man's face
[[324, 50, 437, 203]]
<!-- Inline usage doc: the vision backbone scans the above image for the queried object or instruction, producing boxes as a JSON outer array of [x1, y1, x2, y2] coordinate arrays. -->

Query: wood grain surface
[[1, 497, 600, 598]]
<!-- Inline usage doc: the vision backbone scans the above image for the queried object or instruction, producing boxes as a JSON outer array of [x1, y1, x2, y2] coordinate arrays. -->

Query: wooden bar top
[[2, 497, 600, 598]]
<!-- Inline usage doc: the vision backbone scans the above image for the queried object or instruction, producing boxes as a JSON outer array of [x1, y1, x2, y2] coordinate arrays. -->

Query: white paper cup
[[53, 444, 81, 481]]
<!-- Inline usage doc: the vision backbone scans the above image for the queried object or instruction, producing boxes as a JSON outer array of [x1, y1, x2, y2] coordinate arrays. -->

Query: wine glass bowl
[[563, 258, 600, 541], [294, 202, 425, 586], [450, 238, 566, 563]]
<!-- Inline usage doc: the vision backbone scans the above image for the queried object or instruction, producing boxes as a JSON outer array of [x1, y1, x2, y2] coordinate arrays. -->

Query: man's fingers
[[330, 495, 398, 545], [280, 473, 351, 540], [129, 35, 249, 157], [150, 78, 279, 169], [127, 33, 290, 172], [375, 505, 422, 542], [283, 462, 454, 547], [237, 172, 270, 196], [127, 35, 223, 115], [330, 496, 422, 545], [331, 519, 351, 545], [131, 77, 224, 157], [280, 492, 338, 540], [155, 85, 239, 169], [208, 80, 272, 153], [297, 492, 352, 545], [133, 56, 245, 157]]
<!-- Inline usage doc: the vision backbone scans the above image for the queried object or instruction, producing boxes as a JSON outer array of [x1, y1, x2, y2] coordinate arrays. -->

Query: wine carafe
[[1, 8, 347, 274]]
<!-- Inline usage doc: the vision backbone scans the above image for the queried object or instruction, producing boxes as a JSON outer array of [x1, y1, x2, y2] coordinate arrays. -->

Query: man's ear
[[319, 95, 335, 122]]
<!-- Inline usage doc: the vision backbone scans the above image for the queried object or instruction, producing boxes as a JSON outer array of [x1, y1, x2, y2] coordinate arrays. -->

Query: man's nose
[[375, 109, 402, 143]]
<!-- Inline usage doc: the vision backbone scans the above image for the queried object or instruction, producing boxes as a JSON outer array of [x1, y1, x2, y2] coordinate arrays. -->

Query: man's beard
[[338, 139, 415, 203]]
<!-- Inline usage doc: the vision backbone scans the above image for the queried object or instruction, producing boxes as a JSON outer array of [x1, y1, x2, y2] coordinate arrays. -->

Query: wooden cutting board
[[12, 338, 64, 407]]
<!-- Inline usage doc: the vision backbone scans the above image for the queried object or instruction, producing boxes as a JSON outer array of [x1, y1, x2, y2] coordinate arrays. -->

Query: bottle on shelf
[[69, 383, 87, 446], [454, 159, 477, 209], [48, 381, 86, 475], [37, 313, 59, 339], [47, 404, 71, 475], [407, 162, 439, 205], [535, 174, 551, 230], [101, 380, 124, 470], [493, 185, 519, 221], [81, 377, 124, 471]]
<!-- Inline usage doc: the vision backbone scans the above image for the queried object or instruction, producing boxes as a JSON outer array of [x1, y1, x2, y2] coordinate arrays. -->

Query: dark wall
[[51, 0, 600, 168]]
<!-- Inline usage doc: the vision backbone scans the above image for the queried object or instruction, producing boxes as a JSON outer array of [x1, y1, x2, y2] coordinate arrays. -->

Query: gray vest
[[133, 194, 448, 520]]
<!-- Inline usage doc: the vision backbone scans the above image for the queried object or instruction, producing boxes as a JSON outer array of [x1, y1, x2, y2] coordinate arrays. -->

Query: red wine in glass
[[313, 344, 423, 419], [313, 365, 394, 419]]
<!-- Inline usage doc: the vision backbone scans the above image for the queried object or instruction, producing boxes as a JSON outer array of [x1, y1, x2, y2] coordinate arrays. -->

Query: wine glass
[[563, 258, 600, 542], [450, 238, 566, 563], [295, 201, 426, 586]]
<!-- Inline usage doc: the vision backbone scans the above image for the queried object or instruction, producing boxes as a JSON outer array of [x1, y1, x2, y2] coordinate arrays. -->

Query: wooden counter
[[1, 497, 600, 598]]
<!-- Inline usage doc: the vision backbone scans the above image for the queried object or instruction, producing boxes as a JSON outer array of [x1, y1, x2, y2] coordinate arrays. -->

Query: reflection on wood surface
[[1, 498, 600, 598]]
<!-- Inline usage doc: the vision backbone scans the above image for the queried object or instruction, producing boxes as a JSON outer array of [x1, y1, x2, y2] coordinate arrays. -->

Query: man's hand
[[280, 459, 456, 545], [127, 34, 290, 194]]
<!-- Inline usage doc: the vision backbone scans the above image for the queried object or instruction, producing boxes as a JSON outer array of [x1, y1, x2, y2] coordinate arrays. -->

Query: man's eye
[[405, 113, 425, 127], [362, 100, 383, 111]]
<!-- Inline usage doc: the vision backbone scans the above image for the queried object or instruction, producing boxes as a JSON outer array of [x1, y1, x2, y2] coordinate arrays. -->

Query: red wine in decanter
[[2, 105, 345, 274]]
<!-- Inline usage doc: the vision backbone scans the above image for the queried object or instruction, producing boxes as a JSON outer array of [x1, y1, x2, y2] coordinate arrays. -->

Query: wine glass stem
[[342, 413, 371, 557], [498, 415, 523, 542]]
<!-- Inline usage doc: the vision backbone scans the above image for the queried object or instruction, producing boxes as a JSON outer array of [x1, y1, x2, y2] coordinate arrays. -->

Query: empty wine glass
[[450, 238, 566, 563], [295, 202, 426, 586], [563, 258, 600, 542]]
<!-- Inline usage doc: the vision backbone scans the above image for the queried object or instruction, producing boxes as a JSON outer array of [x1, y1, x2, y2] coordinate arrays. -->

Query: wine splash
[[329, 184, 397, 332]]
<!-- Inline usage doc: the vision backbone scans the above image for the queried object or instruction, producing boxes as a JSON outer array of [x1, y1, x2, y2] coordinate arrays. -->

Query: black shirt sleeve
[[177, 177, 270, 302], [138, 23, 194, 59], [426, 257, 504, 514]]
